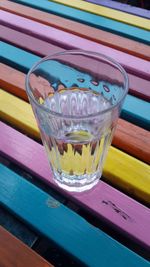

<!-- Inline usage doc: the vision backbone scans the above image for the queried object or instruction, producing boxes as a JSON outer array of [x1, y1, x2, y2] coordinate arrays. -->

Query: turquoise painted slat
[[0, 42, 39, 73], [1, 41, 149, 129], [11, 0, 150, 44], [122, 95, 150, 129], [0, 164, 149, 267]]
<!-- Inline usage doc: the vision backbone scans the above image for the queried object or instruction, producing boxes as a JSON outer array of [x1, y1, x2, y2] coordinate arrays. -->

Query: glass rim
[[26, 49, 129, 120]]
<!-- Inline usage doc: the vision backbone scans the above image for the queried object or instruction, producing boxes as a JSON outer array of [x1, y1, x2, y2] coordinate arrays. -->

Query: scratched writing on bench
[[102, 200, 134, 222]]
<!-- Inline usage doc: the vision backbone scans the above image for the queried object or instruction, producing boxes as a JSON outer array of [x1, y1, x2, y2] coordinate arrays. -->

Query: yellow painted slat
[[50, 0, 150, 31], [0, 89, 39, 139], [1, 89, 150, 203], [103, 148, 150, 203]]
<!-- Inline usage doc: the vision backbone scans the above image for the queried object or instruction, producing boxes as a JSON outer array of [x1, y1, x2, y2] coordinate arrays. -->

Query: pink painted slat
[[128, 73, 150, 102], [0, 25, 64, 56], [1, 25, 150, 102], [1, 10, 150, 80], [0, 121, 150, 249]]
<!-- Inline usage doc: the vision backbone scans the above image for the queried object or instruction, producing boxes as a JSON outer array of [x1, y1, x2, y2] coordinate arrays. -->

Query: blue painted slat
[[0, 164, 149, 267], [122, 94, 150, 130], [85, 0, 150, 19], [1, 41, 149, 129], [0, 42, 39, 73], [11, 0, 150, 44]]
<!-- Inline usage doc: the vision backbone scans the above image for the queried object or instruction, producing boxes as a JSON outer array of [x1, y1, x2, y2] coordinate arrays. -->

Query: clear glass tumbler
[[26, 50, 128, 192]]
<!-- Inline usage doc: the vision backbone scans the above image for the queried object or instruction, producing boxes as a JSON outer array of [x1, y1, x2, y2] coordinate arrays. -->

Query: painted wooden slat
[[128, 73, 150, 102], [0, 227, 53, 267], [84, 0, 150, 18], [1, 0, 149, 61], [1, 26, 150, 102], [0, 207, 37, 247], [122, 94, 150, 129], [0, 121, 150, 248], [112, 118, 150, 165], [49, 0, 150, 30], [0, 63, 28, 102], [0, 164, 149, 267], [0, 90, 39, 140], [1, 12, 150, 80], [1, 42, 150, 129], [0, 25, 64, 58], [1, 64, 150, 164], [0, 92, 149, 203], [8, 0, 150, 44], [0, 207, 38, 248]]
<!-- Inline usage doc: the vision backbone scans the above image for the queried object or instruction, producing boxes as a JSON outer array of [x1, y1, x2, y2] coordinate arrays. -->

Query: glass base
[[53, 170, 101, 192]]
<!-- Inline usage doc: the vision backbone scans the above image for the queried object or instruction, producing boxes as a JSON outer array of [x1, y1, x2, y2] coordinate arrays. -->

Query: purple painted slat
[[0, 25, 64, 56], [1, 10, 150, 80], [0, 121, 150, 249], [85, 0, 150, 19], [1, 25, 150, 102]]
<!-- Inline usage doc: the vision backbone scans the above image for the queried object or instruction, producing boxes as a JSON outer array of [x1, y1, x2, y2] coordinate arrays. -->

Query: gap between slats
[[1, 26, 150, 102], [49, 0, 150, 30], [1, 0, 149, 61], [1, 10, 150, 80], [5, 0, 150, 44], [0, 122, 150, 249], [1, 41, 150, 130], [0, 163, 149, 267], [1, 63, 150, 164], [0, 92, 149, 203], [84, 0, 150, 18]]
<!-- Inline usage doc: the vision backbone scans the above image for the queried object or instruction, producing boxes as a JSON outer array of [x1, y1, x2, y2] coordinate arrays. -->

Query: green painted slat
[[11, 0, 150, 44], [1, 41, 149, 129], [0, 164, 149, 267]]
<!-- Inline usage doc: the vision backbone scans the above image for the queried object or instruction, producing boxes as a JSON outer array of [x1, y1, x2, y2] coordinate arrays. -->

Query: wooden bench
[[0, 0, 150, 266], [0, 226, 53, 267], [48, 0, 150, 30], [84, 0, 150, 18], [0, 163, 150, 266], [4, 0, 150, 44], [1, 0, 150, 60]]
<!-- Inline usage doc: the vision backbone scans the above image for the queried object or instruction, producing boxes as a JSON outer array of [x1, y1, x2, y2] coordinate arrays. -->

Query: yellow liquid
[[39, 87, 112, 190], [43, 130, 110, 177]]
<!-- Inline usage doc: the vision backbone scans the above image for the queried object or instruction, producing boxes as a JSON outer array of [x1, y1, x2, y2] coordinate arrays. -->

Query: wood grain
[[0, 121, 150, 248], [1, 63, 150, 164], [1, 0, 150, 60], [84, 0, 150, 18], [1, 27, 150, 102], [50, 0, 150, 30], [0, 227, 53, 267], [1, 12, 150, 80], [0, 91, 149, 203], [5, 0, 150, 44], [1, 42, 150, 130], [0, 164, 149, 267]]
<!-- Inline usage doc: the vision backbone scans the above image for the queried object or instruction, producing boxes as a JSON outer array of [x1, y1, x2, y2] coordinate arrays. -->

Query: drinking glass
[[26, 50, 128, 192]]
